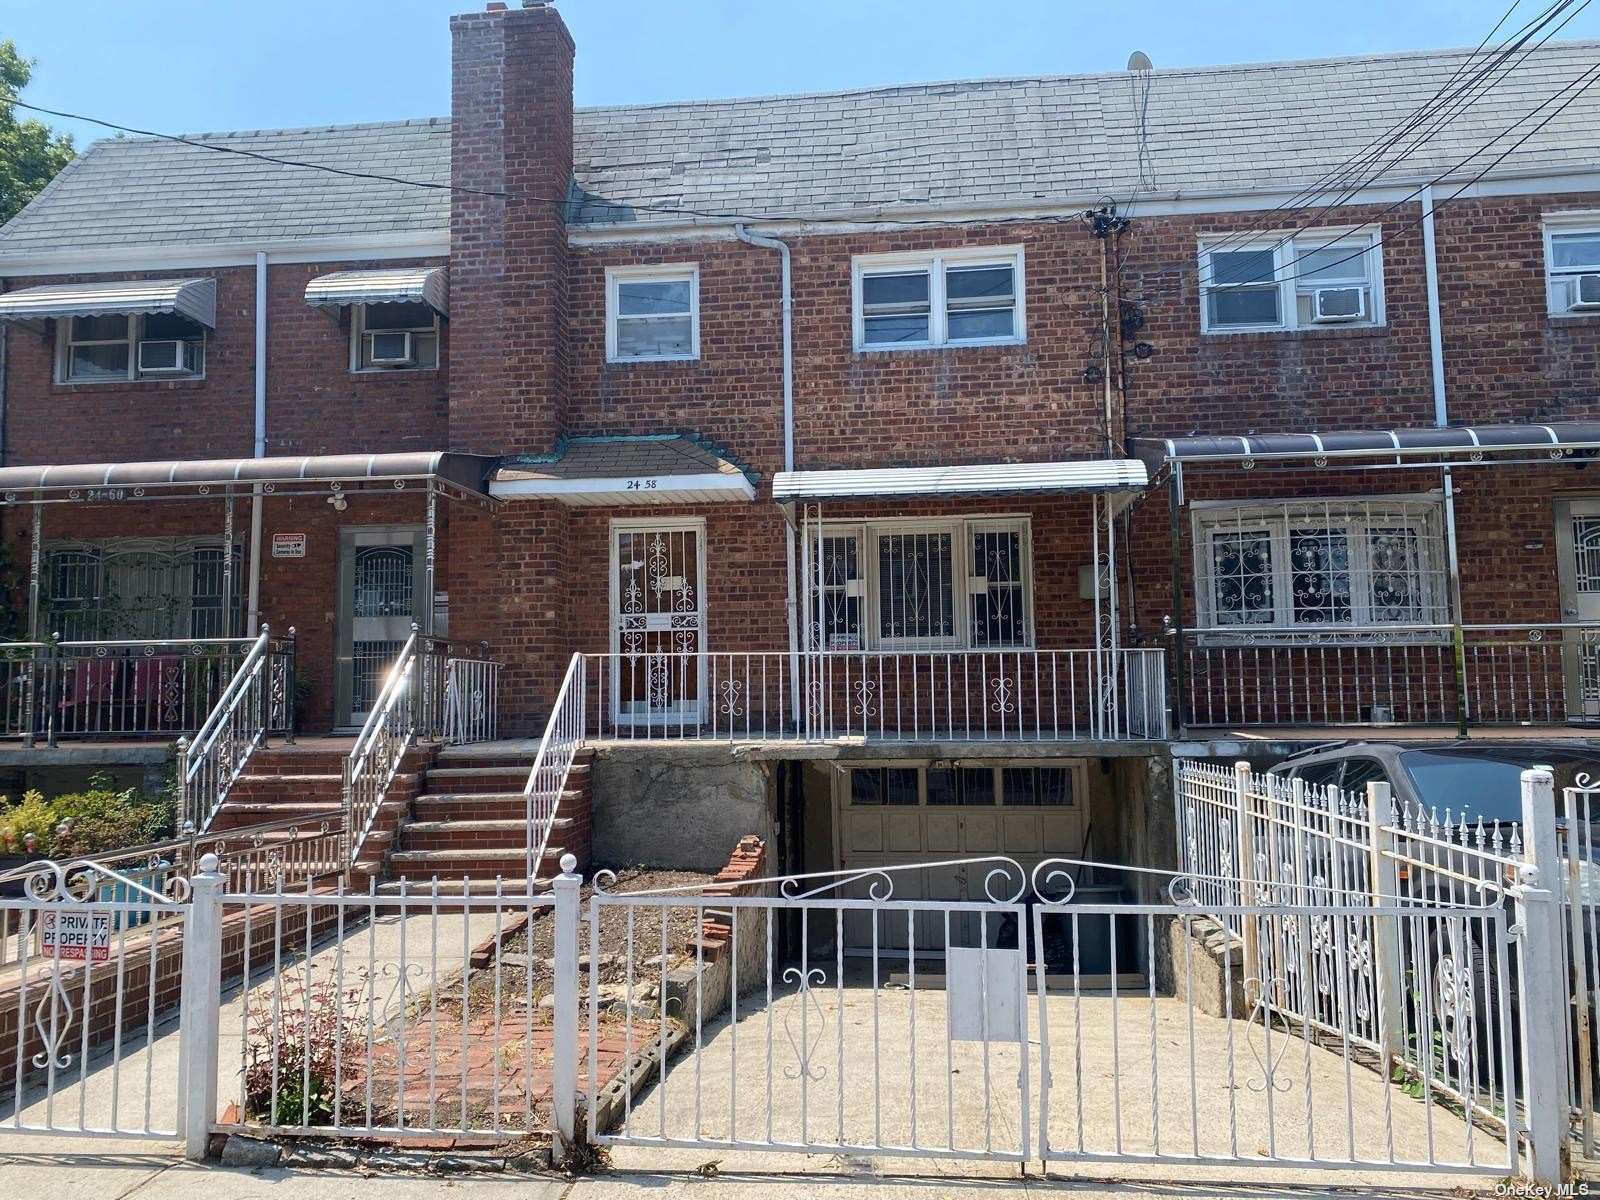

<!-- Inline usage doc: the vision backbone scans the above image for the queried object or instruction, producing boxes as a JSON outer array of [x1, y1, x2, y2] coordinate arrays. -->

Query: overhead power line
[[1188, 0, 1591, 283], [1188, 0, 1560, 265]]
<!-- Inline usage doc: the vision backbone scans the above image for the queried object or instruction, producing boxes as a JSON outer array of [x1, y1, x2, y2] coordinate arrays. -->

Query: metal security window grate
[[1193, 497, 1448, 639], [43, 538, 241, 640], [806, 517, 1033, 653]]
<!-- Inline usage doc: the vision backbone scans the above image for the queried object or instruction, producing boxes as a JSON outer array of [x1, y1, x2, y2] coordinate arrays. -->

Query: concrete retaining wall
[[589, 748, 773, 872]]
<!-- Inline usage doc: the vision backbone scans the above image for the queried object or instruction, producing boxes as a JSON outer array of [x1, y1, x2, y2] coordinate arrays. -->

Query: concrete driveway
[[603, 979, 1507, 1190]]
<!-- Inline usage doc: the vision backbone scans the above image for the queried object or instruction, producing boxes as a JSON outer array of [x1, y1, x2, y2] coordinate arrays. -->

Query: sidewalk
[[0, 1148, 1497, 1200]]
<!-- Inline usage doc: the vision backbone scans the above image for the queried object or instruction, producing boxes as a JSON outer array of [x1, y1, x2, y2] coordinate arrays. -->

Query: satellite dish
[[1127, 51, 1153, 72]]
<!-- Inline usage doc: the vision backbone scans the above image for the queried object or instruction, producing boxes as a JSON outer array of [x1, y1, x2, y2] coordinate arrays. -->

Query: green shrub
[[0, 775, 171, 858]]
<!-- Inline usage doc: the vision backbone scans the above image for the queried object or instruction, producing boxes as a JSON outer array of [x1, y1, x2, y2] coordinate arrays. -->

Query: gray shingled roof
[[0, 119, 450, 256], [3, 40, 1598, 257]]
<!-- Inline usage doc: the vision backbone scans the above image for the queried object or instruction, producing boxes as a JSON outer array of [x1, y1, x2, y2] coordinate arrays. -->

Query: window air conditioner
[[366, 330, 414, 365], [136, 339, 189, 372], [1311, 286, 1366, 322], [1572, 273, 1600, 310]]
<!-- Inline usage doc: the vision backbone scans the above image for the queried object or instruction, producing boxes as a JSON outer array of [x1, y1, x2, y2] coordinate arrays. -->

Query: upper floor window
[[852, 246, 1025, 351], [1199, 230, 1384, 333], [1546, 225, 1600, 316], [606, 264, 699, 362], [353, 302, 439, 372], [58, 312, 206, 383], [810, 516, 1032, 651], [1193, 497, 1447, 639]]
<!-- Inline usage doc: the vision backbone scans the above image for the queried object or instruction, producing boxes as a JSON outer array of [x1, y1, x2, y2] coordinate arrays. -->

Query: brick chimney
[[449, 1, 575, 455]]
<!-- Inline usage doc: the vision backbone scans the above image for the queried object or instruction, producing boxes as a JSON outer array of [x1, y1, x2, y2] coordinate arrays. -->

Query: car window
[[1292, 759, 1343, 790], [1339, 757, 1390, 800], [1398, 751, 1538, 823]]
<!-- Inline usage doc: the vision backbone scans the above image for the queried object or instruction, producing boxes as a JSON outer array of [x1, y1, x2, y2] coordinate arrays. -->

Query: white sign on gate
[[39, 909, 112, 962], [946, 945, 1024, 1042]]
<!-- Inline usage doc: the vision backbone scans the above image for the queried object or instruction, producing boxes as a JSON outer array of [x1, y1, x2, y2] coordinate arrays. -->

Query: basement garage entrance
[[834, 760, 1088, 952]]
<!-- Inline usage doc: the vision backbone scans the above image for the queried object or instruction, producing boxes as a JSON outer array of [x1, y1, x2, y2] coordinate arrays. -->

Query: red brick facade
[[4, 3, 1599, 736]]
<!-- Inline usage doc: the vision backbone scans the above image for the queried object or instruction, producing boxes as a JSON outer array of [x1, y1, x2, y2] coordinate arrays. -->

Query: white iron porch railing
[[524, 652, 586, 880], [343, 630, 419, 868], [583, 647, 1169, 742], [1176, 622, 1600, 728], [0, 633, 290, 745], [178, 625, 295, 835]]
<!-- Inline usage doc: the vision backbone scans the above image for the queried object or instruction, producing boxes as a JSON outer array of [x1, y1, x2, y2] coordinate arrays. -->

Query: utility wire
[[1138, 54, 1600, 306], [1188, 0, 1590, 281], [0, 96, 1077, 230], [1189, 0, 1552, 265], [1117, 44, 1600, 309]]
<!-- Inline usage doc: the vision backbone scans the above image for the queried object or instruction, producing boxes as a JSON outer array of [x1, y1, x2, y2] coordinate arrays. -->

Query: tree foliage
[[0, 40, 75, 225]]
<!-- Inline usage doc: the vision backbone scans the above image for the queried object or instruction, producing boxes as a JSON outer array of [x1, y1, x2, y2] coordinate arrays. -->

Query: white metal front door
[[1554, 498, 1600, 718], [611, 522, 706, 728]]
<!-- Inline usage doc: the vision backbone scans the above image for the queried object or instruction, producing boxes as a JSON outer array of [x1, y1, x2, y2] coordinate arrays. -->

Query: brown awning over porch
[[0, 451, 499, 504]]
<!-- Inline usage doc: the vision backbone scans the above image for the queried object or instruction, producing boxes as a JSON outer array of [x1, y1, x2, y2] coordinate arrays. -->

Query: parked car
[[1267, 739, 1600, 1085]]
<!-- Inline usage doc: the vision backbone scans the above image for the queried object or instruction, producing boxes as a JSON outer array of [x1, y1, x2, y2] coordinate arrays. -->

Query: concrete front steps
[[385, 748, 593, 887], [206, 741, 432, 876]]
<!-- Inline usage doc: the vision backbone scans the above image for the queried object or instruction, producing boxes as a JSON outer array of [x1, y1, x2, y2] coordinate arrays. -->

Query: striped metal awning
[[0, 277, 217, 328], [0, 451, 496, 503], [772, 459, 1148, 501], [1136, 421, 1600, 466], [304, 267, 448, 315]]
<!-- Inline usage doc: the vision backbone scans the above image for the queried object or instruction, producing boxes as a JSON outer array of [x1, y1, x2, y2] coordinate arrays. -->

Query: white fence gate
[[0, 858, 192, 1140], [1175, 758, 1573, 1179], [0, 791, 1580, 1186]]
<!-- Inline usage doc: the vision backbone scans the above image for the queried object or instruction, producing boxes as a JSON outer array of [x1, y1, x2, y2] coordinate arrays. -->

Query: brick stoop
[[385, 748, 593, 886], [205, 741, 435, 878]]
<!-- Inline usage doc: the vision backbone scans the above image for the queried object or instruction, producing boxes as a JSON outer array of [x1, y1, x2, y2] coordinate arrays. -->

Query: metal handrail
[[524, 652, 586, 881], [343, 627, 420, 869], [178, 625, 284, 834]]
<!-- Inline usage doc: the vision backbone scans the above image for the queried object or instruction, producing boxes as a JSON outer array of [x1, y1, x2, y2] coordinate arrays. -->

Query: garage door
[[838, 763, 1087, 953]]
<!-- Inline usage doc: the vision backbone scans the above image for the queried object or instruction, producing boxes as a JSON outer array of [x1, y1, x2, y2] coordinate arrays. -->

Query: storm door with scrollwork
[[611, 524, 705, 728]]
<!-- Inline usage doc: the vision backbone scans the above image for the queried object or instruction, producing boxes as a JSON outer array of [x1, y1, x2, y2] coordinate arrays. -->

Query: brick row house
[[1, 2, 1598, 909]]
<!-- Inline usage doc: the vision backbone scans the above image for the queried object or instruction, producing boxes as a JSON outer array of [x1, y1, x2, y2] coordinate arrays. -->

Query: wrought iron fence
[[583, 647, 1168, 743], [1177, 622, 1600, 728], [442, 655, 500, 745], [1174, 759, 1568, 1161], [0, 634, 293, 745]]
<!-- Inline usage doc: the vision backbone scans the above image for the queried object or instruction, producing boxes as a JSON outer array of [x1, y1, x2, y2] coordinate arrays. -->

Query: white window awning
[[492, 435, 756, 506], [0, 277, 217, 328], [304, 267, 448, 315], [772, 459, 1149, 502]]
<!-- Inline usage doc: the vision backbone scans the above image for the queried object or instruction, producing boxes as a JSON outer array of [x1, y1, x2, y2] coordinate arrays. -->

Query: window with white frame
[[353, 302, 439, 371], [1546, 225, 1600, 315], [853, 247, 1025, 350], [1193, 497, 1447, 638], [58, 312, 206, 382], [808, 517, 1032, 651], [1199, 230, 1383, 333], [606, 265, 699, 362]]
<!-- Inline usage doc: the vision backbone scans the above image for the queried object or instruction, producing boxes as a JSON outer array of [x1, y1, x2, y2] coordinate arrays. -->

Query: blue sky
[[6, 0, 1600, 147]]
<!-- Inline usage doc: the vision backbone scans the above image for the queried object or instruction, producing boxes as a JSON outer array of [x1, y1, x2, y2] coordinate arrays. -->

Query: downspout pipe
[[734, 224, 800, 719], [1422, 186, 1468, 734], [246, 251, 267, 635]]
